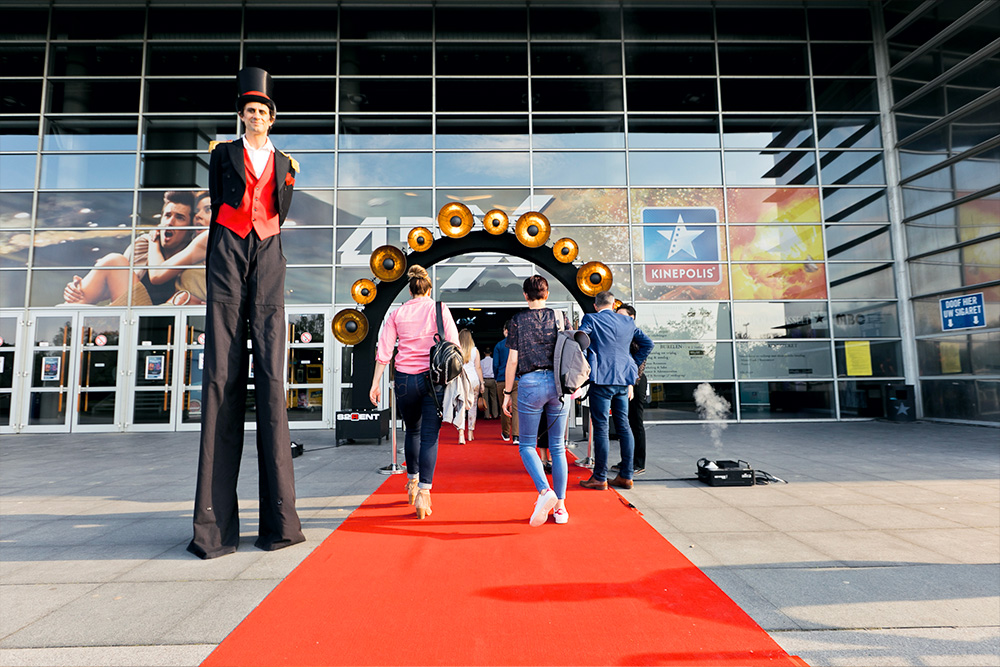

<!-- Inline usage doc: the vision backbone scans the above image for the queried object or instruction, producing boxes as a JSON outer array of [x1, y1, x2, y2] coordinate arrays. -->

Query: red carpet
[[204, 419, 807, 667]]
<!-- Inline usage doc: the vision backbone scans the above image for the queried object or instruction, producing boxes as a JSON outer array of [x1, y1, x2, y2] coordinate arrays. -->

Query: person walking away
[[481, 348, 499, 419], [493, 322, 519, 443], [578, 291, 653, 492], [457, 329, 485, 443], [502, 276, 571, 526], [369, 265, 459, 519], [613, 303, 648, 475], [189, 67, 304, 559]]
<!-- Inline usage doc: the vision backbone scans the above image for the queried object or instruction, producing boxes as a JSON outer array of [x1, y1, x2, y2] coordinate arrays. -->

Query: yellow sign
[[940, 341, 962, 373], [844, 340, 872, 376]]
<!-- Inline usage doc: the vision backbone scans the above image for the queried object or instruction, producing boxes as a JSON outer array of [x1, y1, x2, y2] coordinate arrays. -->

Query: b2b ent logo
[[336, 412, 380, 421]]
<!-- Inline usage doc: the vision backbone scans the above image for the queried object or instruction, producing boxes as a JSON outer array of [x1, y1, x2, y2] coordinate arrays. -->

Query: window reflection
[[627, 79, 717, 112], [438, 152, 529, 187], [628, 116, 719, 149], [45, 119, 139, 152], [832, 301, 900, 338], [836, 341, 902, 377], [244, 46, 338, 77], [0, 193, 33, 229], [729, 225, 823, 262], [531, 43, 622, 76], [817, 116, 882, 149], [732, 263, 827, 300], [739, 381, 834, 419], [144, 117, 237, 151], [737, 341, 833, 378], [533, 152, 625, 187], [286, 268, 331, 305], [625, 44, 715, 76], [0, 119, 40, 151], [632, 302, 732, 340], [721, 80, 811, 112], [733, 302, 829, 339], [722, 116, 813, 149], [281, 228, 334, 265], [814, 79, 878, 112], [644, 342, 734, 381], [140, 154, 210, 189], [146, 44, 239, 76], [532, 116, 623, 149], [338, 153, 432, 188], [727, 187, 821, 223], [829, 262, 895, 299], [42, 155, 135, 190], [819, 151, 885, 185], [826, 225, 892, 260], [725, 151, 817, 186], [1, 155, 38, 190], [718, 44, 807, 75], [49, 81, 141, 115], [629, 152, 722, 186], [532, 79, 624, 113], [823, 187, 889, 222], [2, 270, 27, 308], [340, 43, 431, 76], [51, 44, 143, 76], [339, 116, 430, 150], [341, 80, 431, 113], [436, 116, 528, 150]]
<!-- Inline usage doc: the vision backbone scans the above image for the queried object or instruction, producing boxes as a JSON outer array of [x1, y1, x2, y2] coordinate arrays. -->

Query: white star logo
[[657, 214, 705, 259]]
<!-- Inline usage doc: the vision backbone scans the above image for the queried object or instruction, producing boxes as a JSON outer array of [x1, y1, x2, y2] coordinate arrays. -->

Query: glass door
[[127, 312, 180, 431], [286, 311, 330, 429], [20, 312, 78, 433], [73, 312, 127, 431], [177, 312, 206, 432], [0, 316, 23, 433]]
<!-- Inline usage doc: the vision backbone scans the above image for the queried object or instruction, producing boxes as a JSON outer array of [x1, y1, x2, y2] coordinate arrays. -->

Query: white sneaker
[[553, 508, 569, 525], [529, 489, 558, 527]]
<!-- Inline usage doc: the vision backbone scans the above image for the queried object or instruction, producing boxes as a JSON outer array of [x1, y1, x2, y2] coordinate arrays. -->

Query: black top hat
[[236, 67, 275, 112]]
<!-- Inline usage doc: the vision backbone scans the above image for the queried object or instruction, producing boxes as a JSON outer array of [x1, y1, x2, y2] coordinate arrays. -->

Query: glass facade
[[0, 1, 995, 432]]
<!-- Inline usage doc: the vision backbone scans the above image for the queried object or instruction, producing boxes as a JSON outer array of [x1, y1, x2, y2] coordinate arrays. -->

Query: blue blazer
[[492, 338, 510, 382], [579, 309, 654, 386]]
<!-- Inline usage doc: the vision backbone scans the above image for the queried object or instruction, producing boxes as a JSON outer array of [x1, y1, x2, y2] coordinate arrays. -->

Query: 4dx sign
[[940, 292, 986, 331]]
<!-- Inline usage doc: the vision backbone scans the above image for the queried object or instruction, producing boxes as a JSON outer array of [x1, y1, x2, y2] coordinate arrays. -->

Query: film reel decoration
[[613, 298, 624, 312], [483, 209, 510, 235], [437, 202, 475, 238], [408, 227, 433, 252], [576, 261, 613, 297], [553, 237, 578, 264], [332, 309, 369, 345], [515, 211, 551, 248], [351, 278, 377, 305], [370, 245, 406, 282]]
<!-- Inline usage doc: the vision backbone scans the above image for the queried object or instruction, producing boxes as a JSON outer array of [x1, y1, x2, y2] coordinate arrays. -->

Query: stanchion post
[[378, 374, 404, 475]]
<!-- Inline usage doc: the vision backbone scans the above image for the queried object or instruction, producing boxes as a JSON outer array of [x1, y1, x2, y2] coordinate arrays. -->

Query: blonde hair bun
[[408, 265, 429, 280]]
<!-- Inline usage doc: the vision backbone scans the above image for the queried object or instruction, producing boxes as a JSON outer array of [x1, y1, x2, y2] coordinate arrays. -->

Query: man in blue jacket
[[493, 321, 517, 443], [578, 291, 653, 490]]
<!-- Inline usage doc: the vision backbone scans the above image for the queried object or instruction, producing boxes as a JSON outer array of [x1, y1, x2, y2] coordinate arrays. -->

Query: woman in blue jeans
[[502, 275, 571, 526], [370, 265, 459, 519]]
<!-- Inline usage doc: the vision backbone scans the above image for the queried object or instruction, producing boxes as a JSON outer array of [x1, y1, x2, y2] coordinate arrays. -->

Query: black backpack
[[428, 302, 463, 386]]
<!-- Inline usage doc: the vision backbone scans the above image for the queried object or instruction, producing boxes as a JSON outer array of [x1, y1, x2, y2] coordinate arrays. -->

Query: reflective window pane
[[146, 79, 231, 114], [146, 44, 240, 76], [42, 155, 135, 190], [740, 381, 835, 419], [832, 301, 900, 338], [729, 225, 824, 262], [0, 119, 40, 151], [51, 8, 145, 40], [49, 81, 140, 114], [725, 151, 817, 186], [140, 154, 208, 189], [623, 8, 714, 40], [531, 43, 621, 76], [437, 79, 526, 112], [436, 116, 528, 150], [338, 153, 432, 188], [632, 264, 730, 301], [244, 7, 338, 40], [921, 379, 1000, 422], [533, 152, 625, 187], [287, 191, 336, 227], [722, 79, 811, 111], [645, 342, 734, 381], [627, 79, 717, 112], [36, 192, 133, 229], [823, 187, 889, 222], [732, 263, 827, 300], [0, 9, 47, 40], [286, 268, 332, 305], [340, 7, 431, 39], [829, 263, 896, 298], [0, 232, 27, 268], [827, 225, 892, 261], [30, 229, 133, 268], [537, 188, 627, 226], [817, 116, 882, 149], [808, 8, 874, 41], [340, 116, 431, 150], [734, 302, 830, 339], [0, 271, 26, 307], [281, 228, 334, 265], [436, 7, 526, 40], [631, 302, 732, 340], [2, 45, 44, 77], [811, 43, 875, 76], [50, 44, 142, 77], [340, 43, 431, 76], [628, 116, 719, 149], [629, 152, 722, 186], [244, 45, 338, 76], [719, 44, 808, 75], [820, 151, 885, 185], [530, 6, 620, 40], [143, 117, 236, 151], [44, 119, 138, 152], [341, 80, 429, 113], [727, 188, 821, 224], [1, 82, 42, 114], [814, 79, 878, 112], [736, 341, 832, 378], [0, 193, 33, 229], [437, 152, 529, 187], [436, 43, 527, 76], [0, 155, 37, 190], [532, 79, 624, 113], [625, 44, 715, 76], [722, 116, 814, 149], [717, 8, 806, 40]]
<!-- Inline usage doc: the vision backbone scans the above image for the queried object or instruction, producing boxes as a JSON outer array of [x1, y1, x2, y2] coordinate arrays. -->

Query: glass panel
[[337, 188, 434, 231], [733, 302, 830, 340], [530, 6, 620, 40], [143, 117, 236, 151], [827, 225, 892, 260], [814, 79, 878, 112], [823, 187, 889, 222], [0, 271, 26, 307], [722, 116, 814, 149], [954, 150, 1000, 192], [244, 45, 338, 76], [729, 225, 824, 261], [78, 348, 118, 386], [146, 7, 241, 40], [76, 389, 115, 425], [732, 263, 828, 300], [286, 268, 331, 305], [632, 264, 729, 301], [0, 9, 47, 40], [542, 224, 630, 263], [48, 81, 140, 114], [727, 187, 821, 223], [835, 340, 902, 377], [27, 391, 69, 426], [288, 348, 324, 382], [624, 44, 715, 76], [264, 81, 338, 114], [739, 381, 835, 419], [817, 116, 882, 149], [140, 154, 209, 189], [531, 43, 621, 76], [244, 7, 338, 40], [436, 6, 526, 40], [829, 263, 896, 299], [917, 333, 999, 376], [719, 44, 808, 75], [628, 152, 722, 186], [0, 119, 40, 151], [339, 7, 431, 40], [1, 82, 42, 114], [808, 8, 873, 41], [623, 8, 714, 40], [647, 382, 736, 421], [721, 79, 811, 111], [633, 302, 732, 340], [51, 8, 145, 40], [340, 43, 431, 76], [626, 79, 717, 112], [531, 116, 623, 149], [339, 116, 430, 150], [535, 187, 628, 226], [436, 79, 526, 112], [437, 152, 529, 187], [146, 44, 240, 76], [839, 380, 896, 418], [644, 342, 734, 381], [820, 151, 885, 185], [2, 45, 45, 76], [906, 200, 1000, 256], [338, 153, 431, 188], [532, 152, 625, 187], [717, 8, 806, 40], [41, 155, 135, 190], [628, 116, 719, 149], [133, 388, 172, 424], [287, 191, 336, 227], [631, 188, 725, 226], [435, 43, 527, 76], [281, 228, 334, 265], [145, 79, 231, 113], [810, 43, 875, 76], [736, 341, 832, 378], [0, 193, 33, 229], [725, 151, 817, 186], [30, 229, 133, 268], [436, 116, 528, 150], [44, 118, 138, 152], [289, 314, 326, 345], [0, 233, 26, 268], [531, 79, 624, 113], [49, 44, 142, 77], [0, 155, 37, 190], [280, 153, 335, 189], [913, 287, 1000, 336], [921, 379, 1000, 423]]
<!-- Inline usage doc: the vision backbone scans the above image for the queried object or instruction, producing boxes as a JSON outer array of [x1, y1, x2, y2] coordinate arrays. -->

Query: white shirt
[[481, 356, 494, 379], [242, 135, 275, 179]]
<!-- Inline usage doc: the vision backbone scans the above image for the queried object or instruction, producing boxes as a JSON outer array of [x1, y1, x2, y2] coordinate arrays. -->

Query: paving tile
[[0, 645, 216, 667], [912, 503, 1000, 528], [666, 506, 776, 534], [890, 528, 1000, 564], [0, 584, 97, 637], [787, 530, 960, 565], [693, 532, 831, 568], [160, 579, 282, 644], [2, 544, 173, 585], [742, 505, 870, 532], [827, 504, 965, 530], [116, 542, 266, 582]]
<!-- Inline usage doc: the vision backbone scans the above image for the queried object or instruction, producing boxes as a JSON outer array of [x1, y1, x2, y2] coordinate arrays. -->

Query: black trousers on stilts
[[188, 226, 304, 559]]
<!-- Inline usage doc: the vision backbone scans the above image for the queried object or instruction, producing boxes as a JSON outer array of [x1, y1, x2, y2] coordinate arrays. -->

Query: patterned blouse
[[507, 307, 560, 378]]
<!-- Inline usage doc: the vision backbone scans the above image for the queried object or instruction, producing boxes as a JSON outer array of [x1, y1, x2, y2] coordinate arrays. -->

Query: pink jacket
[[376, 296, 460, 375]]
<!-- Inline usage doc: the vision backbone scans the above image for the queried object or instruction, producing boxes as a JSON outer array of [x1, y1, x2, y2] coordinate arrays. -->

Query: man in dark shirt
[[493, 321, 517, 443]]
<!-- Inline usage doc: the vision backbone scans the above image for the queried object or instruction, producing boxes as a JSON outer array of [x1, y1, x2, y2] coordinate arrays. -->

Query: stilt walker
[[188, 67, 305, 559]]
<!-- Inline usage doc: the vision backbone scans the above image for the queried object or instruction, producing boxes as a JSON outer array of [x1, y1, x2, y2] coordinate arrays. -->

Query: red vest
[[216, 148, 280, 240]]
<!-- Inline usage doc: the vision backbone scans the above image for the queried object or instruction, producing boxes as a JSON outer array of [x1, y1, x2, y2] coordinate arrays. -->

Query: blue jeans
[[589, 383, 633, 482], [516, 371, 570, 499], [394, 371, 444, 487]]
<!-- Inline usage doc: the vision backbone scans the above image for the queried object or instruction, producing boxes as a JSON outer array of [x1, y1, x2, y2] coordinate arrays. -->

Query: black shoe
[[609, 462, 622, 472], [634, 467, 646, 475], [543, 461, 552, 473]]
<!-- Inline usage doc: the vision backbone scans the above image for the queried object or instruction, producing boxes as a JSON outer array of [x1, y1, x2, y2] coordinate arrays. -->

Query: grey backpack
[[552, 330, 591, 397]]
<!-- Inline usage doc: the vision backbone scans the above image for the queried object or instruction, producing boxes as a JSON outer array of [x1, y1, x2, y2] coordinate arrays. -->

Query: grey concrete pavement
[[1, 420, 998, 667]]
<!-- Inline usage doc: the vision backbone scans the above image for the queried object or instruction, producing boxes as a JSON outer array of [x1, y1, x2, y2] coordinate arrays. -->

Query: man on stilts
[[188, 67, 305, 559]]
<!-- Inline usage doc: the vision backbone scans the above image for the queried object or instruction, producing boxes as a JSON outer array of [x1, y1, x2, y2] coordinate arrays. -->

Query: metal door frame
[[72, 310, 129, 433], [17, 310, 79, 434]]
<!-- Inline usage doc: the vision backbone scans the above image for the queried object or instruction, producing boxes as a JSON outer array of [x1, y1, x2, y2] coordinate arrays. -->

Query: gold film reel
[[483, 209, 510, 235], [370, 245, 406, 282], [576, 261, 613, 297], [332, 309, 369, 345], [515, 211, 551, 248], [613, 298, 624, 312], [437, 202, 474, 238], [351, 278, 377, 305], [407, 227, 434, 252], [552, 237, 578, 263]]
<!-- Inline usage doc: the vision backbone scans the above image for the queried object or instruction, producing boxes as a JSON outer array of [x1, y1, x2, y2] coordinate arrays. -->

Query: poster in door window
[[145, 355, 164, 381], [42, 356, 61, 381]]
